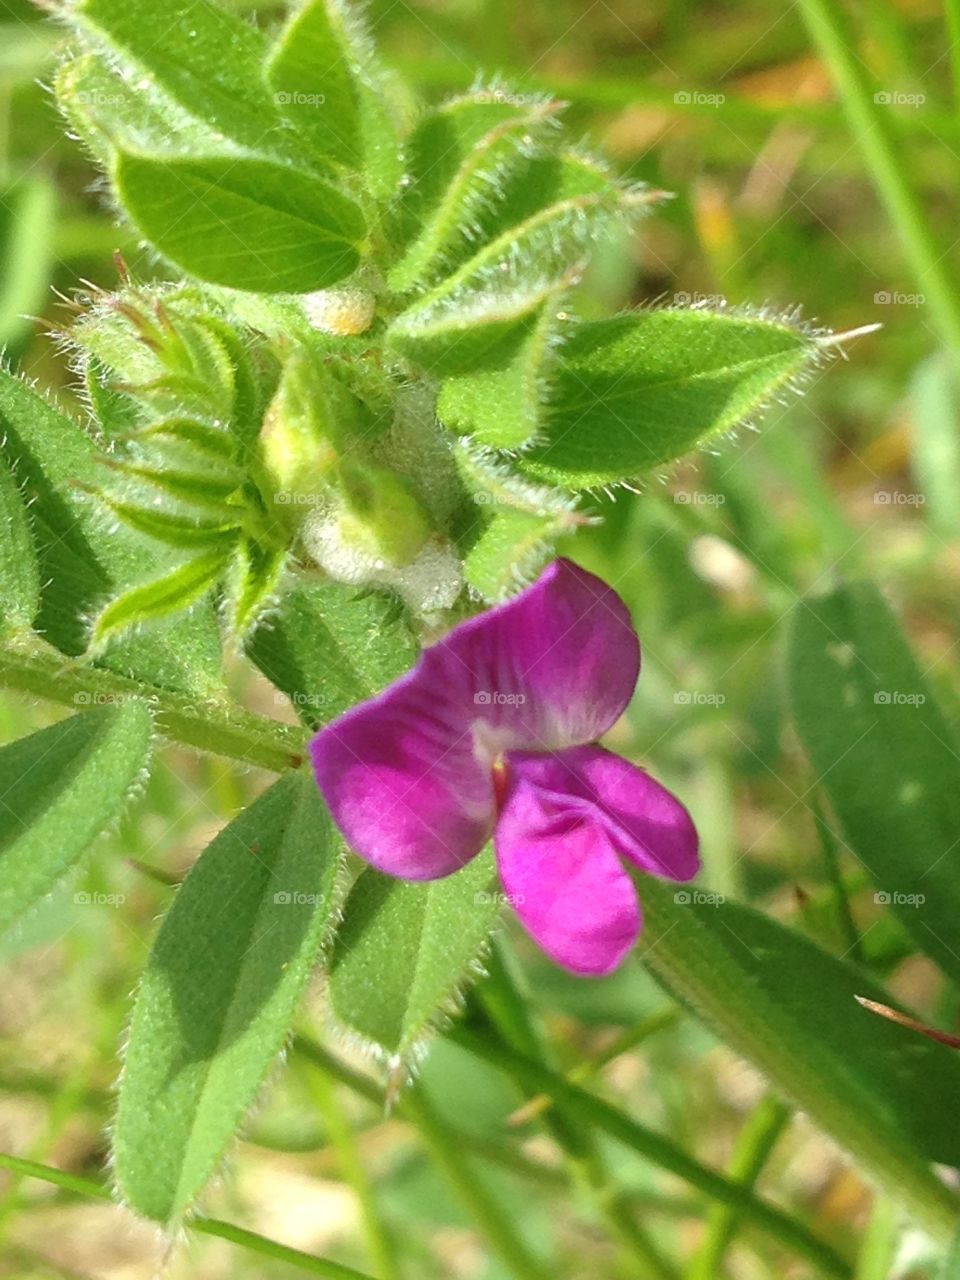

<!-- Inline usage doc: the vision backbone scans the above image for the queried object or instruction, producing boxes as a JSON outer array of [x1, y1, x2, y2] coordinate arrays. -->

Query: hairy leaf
[[0, 703, 152, 935], [519, 308, 821, 489], [0, 371, 224, 694], [248, 581, 417, 727], [329, 854, 500, 1062], [639, 881, 960, 1232], [114, 772, 339, 1223], [114, 152, 365, 293], [0, 177, 55, 358], [91, 552, 230, 648], [789, 580, 960, 986], [0, 449, 39, 636]]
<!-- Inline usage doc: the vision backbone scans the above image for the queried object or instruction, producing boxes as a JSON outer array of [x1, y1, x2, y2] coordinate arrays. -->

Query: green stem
[[797, 0, 960, 360], [452, 1027, 853, 1280], [812, 794, 863, 962], [686, 1095, 791, 1280], [0, 1153, 375, 1280], [401, 1089, 554, 1280], [854, 1196, 901, 1280], [0, 642, 305, 773], [305, 1063, 402, 1280]]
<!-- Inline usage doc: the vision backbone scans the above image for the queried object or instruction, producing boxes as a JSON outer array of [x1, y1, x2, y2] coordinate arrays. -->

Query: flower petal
[[310, 559, 641, 881], [310, 674, 494, 880], [495, 758, 641, 975], [435, 557, 640, 757], [504, 746, 700, 883]]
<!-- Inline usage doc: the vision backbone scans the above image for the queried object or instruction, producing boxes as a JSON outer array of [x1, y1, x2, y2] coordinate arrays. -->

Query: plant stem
[[812, 793, 863, 962], [0, 1153, 375, 1280], [305, 1063, 402, 1280], [854, 1196, 901, 1280], [0, 642, 305, 773], [797, 0, 960, 361], [452, 1027, 853, 1280], [401, 1089, 554, 1280], [686, 1094, 791, 1280]]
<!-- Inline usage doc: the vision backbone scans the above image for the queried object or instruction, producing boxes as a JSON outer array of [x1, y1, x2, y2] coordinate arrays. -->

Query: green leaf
[[518, 308, 822, 490], [437, 302, 560, 448], [386, 152, 634, 372], [789, 580, 960, 987], [248, 581, 417, 727], [75, 0, 300, 162], [91, 552, 229, 648], [0, 370, 224, 695], [0, 177, 55, 357], [910, 353, 960, 538], [387, 95, 559, 293], [638, 881, 960, 1237], [114, 772, 340, 1223], [465, 508, 572, 601], [114, 152, 365, 293], [100, 498, 241, 551], [0, 448, 39, 636], [0, 703, 152, 935], [223, 538, 287, 641], [265, 0, 404, 197], [329, 854, 500, 1062]]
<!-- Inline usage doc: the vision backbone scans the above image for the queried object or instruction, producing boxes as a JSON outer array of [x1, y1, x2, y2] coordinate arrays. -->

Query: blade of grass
[[0, 1153, 376, 1280], [797, 0, 960, 361]]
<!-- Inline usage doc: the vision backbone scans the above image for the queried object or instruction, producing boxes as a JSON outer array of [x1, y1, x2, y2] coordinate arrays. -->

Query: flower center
[[492, 757, 510, 813]]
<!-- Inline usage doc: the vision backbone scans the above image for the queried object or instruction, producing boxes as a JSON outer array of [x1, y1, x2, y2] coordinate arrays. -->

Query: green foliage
[[0, 448, 39, 636], [639, 881, 960, 1235], [789, 581, 960, 987], [329, 854, 500, 1062], [115, 772, 340, 1223], [519, 308, 823, 489], [0, 703, 152, 935], [0, 177, 55, 357]]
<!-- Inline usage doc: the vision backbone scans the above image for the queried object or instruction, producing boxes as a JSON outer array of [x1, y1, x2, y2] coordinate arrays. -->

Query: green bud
[[337, 460, 432, 567], [258, 348, 354, 517]]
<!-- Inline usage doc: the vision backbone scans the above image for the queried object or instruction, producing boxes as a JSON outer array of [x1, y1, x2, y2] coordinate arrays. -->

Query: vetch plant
[[2, 0, 959, 1274]]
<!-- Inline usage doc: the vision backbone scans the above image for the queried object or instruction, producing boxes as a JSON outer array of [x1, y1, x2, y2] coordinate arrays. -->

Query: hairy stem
[[0, 642, 305, 773]]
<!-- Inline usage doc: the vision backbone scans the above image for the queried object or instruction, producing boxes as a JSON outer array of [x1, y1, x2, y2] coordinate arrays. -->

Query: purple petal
[[310, 675, 494, 880], [432, 557, 640, 758], [311, 559, 640, 880], [504, 746, 700, 883], [495, 761, 641, 975]]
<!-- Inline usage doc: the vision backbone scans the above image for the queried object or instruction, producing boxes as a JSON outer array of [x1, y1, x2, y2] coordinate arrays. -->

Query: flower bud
[[337, 460, 432, 568]]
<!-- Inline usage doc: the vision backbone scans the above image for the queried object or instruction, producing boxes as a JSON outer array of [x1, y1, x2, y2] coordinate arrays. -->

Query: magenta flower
[[310, 559, 699, 975]]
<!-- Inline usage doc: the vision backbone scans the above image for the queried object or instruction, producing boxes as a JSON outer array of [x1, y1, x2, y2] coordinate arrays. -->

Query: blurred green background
[[1, 0, 958, 1276]]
